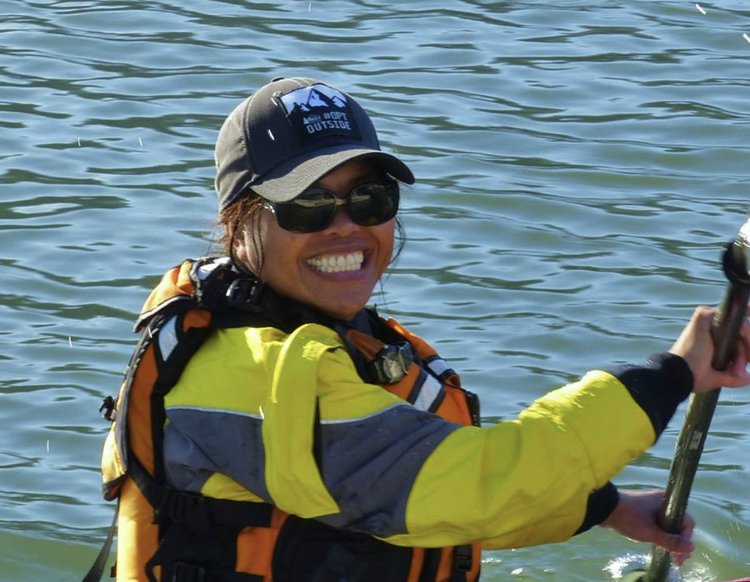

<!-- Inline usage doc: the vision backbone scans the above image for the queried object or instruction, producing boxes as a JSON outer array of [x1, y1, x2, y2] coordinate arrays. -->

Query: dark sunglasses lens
[[274, 190, 336, 233], [348, 181, 399, 226], [273, 181, 399, 233]]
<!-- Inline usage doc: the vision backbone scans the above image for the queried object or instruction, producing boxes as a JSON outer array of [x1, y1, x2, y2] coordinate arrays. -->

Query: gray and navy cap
[[214, 77, 415, 211]]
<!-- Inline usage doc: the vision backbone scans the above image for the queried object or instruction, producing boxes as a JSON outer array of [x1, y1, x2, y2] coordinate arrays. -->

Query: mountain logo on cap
[[279, 83, 359, 141]]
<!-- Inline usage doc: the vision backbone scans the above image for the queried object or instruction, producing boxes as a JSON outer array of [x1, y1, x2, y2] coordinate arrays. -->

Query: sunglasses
[[264, 179, 400, 234]]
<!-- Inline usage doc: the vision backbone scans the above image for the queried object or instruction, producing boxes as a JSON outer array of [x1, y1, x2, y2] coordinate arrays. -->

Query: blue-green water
[[1, 1, 749, 580]]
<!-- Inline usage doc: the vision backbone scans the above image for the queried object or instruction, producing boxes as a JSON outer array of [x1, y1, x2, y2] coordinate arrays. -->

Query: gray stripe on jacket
[[163, 403, 461, 538]]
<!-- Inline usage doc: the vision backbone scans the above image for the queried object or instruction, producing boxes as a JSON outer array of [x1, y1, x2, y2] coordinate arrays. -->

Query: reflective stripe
[[427, 357, 452, 379], [167, 405, 263, 421], [320, 402, 408, 425], [159, 315, 179, 361], [195, 256, 231, 280], [414, 374, 443, 412]]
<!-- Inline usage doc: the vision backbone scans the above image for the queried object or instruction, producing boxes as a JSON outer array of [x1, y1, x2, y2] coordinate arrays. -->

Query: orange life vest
[[97, 257, 482, 582]]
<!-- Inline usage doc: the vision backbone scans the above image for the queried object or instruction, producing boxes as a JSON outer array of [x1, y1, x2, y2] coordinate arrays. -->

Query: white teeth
[[307, 251, 364, 273]]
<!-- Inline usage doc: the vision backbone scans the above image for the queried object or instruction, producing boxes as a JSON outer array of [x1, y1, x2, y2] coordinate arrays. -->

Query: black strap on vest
[[418, 548, 442, 582], [449, 545, 474, 582], [81, 500, 119, 582], [148, 534, 265, 582], [171, 562, 263, 582], [127, 454, 273, 531], [417, 546, 473, 582], [131, 452, 275, 582]]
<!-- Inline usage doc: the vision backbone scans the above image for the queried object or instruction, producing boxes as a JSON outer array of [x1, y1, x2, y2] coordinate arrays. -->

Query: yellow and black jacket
[[96, 257, 693, 582]]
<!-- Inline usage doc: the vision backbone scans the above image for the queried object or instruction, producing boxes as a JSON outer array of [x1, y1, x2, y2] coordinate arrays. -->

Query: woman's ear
[[233, 225, 262, 275], [233, 229, 249, 265]]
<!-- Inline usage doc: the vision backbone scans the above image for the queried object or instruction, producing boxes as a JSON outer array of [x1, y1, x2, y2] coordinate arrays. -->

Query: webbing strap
[[128, 452, 273, 530], [171, 562, 263, 582], [81, 500, 118, 582], [418, 548, 441, 582], [448, 545, 473, 582]]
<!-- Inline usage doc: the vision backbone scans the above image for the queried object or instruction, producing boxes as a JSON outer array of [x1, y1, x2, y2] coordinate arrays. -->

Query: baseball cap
[[214, 77, 415, 211]]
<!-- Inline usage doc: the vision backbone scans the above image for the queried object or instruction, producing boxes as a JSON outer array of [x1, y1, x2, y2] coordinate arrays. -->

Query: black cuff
[[574, 482, 619, 535], [608, 353, 693, 438]]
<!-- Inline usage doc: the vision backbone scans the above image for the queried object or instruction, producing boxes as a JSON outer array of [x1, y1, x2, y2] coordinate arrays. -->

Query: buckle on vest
[[453, 544, 473, 572], [372, 342, 414, 384], [225, 277, 262, 313], [155, 491, 210, 532], [99, 395, 116, 422]]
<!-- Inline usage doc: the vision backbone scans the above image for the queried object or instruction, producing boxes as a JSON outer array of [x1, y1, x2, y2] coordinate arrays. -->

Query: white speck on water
[[68, 336, 72, 348], [308, 2, 312, 11], [696, 4, 706, 15], [511, 568, 523, 576], [744, 33, 750, 44], [46, 440, 50, 453], [604, 553, 648, 579], [77, 138, 81, 147], [139, 137, 143, 147]]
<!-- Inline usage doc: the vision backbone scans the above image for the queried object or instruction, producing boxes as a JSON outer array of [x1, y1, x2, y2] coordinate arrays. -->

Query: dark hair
[[391, 217, 406, 264], [214, 193, 264, 272]]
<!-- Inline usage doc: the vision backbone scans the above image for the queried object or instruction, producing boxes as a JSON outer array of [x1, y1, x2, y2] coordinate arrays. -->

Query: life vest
[[94, 257, 482, 582]]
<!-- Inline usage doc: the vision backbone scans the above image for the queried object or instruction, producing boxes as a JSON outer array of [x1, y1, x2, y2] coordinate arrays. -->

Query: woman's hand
[[601, 490, 695, 567], [669, 306, 750, 394]]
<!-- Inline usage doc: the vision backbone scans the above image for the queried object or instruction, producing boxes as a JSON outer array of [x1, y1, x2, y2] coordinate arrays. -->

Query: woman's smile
[[306, 250, 365, 274]]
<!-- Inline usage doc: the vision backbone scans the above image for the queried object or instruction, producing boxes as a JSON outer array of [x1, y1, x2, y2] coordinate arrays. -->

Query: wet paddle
[[627, 215, 750, 582]]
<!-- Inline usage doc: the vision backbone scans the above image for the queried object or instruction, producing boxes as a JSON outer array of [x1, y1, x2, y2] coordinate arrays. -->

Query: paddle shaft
[[645, 230, 750, 582]]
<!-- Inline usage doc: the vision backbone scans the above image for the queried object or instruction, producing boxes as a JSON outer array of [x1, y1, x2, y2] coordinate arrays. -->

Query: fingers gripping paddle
[[629, 216, 750, 582]]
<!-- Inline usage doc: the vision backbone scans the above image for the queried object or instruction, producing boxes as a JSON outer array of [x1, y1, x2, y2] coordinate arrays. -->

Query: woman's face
[[235, 159, 396, 321]]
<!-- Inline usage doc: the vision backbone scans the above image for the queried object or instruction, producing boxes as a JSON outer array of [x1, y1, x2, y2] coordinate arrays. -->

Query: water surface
[[1, 1, 749, 580]]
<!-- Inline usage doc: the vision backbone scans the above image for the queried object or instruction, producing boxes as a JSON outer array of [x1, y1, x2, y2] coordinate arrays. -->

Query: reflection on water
[[1, 1, 749, 580]]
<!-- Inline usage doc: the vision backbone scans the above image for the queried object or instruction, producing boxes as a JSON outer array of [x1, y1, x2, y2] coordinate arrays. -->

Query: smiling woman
[[232, 160, 399, 321], [92, 77, 750, 582]]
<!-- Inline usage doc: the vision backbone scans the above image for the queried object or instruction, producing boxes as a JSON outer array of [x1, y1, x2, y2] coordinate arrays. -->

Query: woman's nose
[[325, 199, 359, 234]]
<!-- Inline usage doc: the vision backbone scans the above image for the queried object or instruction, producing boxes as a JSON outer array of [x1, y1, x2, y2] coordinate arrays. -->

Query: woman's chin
[[303, 284, 373, 321]]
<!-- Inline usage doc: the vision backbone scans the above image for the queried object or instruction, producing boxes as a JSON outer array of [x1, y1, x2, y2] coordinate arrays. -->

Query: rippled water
[[1, 1, 749, 580]]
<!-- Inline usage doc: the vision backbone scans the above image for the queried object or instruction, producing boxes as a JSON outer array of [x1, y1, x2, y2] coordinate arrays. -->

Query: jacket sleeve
[[572, 353, 693, 535], [575, 482, 619, 535], [375, 370, 661, 548], [308, 336, 692, 549]]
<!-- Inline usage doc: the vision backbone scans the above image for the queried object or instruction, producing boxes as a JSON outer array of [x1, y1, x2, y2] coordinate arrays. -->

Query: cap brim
[[250, 144, 415, 203]]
